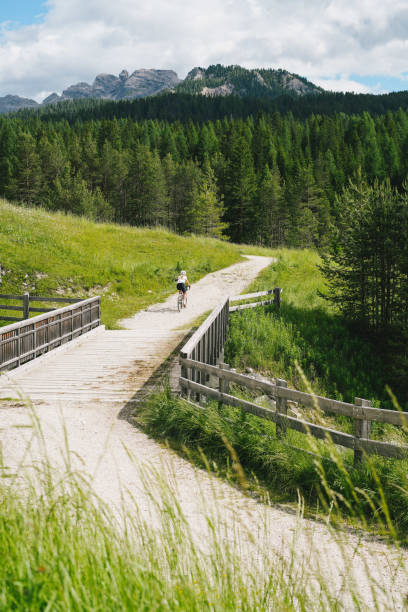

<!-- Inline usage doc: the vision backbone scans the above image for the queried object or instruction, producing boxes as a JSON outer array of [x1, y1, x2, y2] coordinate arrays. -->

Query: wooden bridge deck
[[0, 327, 181, 403], [0, 256, 272, 405]]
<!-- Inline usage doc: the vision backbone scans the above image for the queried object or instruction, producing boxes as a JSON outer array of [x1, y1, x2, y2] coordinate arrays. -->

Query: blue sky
[[1, 0, 47, 27], [0, 0, 407, 101]]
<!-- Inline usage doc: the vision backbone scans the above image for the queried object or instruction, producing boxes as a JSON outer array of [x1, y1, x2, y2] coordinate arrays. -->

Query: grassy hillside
[[0, 199, 247, 328]]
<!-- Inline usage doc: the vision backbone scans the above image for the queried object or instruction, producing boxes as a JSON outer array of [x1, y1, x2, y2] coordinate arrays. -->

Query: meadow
[[0, 199, 244, 329]]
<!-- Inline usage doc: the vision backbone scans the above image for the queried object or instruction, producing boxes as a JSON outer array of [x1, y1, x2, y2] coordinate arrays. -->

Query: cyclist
[[176, 270, 190, 308]]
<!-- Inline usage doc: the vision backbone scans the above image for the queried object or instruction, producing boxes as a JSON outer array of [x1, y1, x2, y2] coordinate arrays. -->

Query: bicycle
[[177, 285, 189, 311], [177, 291, 183, 312]]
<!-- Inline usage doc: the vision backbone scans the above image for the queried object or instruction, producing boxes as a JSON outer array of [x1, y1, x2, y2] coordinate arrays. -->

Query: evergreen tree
[[224, 133, 257, 243], [9, 132, 42, 205], [191, 159, 227, 238]]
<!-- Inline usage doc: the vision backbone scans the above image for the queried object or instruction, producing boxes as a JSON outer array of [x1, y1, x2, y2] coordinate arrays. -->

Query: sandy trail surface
[[1, 254, 407, 609]]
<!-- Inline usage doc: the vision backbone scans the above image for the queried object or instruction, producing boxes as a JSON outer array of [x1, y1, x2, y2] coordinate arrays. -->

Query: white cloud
[[0, 0, 407, 99], [313, 77, 372, 94]]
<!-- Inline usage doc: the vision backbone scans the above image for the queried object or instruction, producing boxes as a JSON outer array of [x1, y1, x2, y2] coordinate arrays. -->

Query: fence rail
[[180, 296, 230, 387], [0, 296, 101, 371], [179, 292, 408, 464], [229, 288, 282, 312], [0, 292, 81, 323]]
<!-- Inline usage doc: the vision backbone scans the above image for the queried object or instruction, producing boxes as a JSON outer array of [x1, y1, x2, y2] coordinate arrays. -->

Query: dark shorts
[[177, 282, 187, 293]]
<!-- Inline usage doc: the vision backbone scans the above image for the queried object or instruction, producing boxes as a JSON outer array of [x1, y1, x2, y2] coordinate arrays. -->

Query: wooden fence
[[179, 291, 408, 464], [0, 292, 82, 323], [0, 296, 101, 371], [180, 296, 230, 385]]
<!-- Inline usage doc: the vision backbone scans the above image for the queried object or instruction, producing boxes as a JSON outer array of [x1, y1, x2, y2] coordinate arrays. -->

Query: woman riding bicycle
[[176, 270, 190, 308]]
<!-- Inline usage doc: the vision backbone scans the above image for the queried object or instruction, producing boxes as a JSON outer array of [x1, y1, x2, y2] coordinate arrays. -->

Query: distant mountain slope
[[43, 69, 180, 105], [175, 64, 322, 98], [0, 69, 181, 114], [0, 94, 39, 114], [0, 64, 322, 114]]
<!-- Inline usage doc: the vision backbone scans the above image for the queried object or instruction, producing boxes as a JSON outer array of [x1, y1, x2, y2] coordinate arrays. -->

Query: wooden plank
[[181, 357, 276, 392], [230, 290, 274, 301], [180, 377, 354, 447], [0, 297, 100, 335], [0, 305, 24, 311], [229, 299, 273, 312], [0, 320, 99, 369], [28, 307, 57, 313], [179, 378, 408, 459], [180, 296, 229, 358], [0, 294, 23, 300], [356, 437, 408, 459], [29, 296, 82, 303], [180, 359, 408, 428]]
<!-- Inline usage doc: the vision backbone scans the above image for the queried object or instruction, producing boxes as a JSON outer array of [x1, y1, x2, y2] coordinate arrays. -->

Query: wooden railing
[[180, 296, 230, 386], [0, 292, 82, 323], [179, 292, 408, 464], [229, 288, 282, 312], [0, 296, 101, 371]]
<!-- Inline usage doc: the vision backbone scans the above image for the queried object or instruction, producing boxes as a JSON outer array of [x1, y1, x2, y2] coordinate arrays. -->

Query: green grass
[[137, 248, 408, 537], [138, 387, 408, 540], [0, 199, 249, 329], [226, 249, 402, 408], [1, 410, 405, 611]]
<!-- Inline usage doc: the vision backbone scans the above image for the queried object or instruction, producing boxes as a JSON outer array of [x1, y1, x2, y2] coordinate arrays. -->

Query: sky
[[0, 0, 407, 102]]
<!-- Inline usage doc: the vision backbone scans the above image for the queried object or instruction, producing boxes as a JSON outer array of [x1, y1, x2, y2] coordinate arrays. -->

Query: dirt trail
[[0, 254, 407, 609]]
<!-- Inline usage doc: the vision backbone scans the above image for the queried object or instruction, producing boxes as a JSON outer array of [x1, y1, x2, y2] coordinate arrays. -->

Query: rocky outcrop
[[0, 69, 181, 113], [44, 69, 181, 105], [202, 84, 235, 96]]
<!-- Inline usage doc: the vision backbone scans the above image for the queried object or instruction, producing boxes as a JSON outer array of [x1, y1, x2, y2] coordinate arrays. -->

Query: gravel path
[[0, 254, 407, 609]]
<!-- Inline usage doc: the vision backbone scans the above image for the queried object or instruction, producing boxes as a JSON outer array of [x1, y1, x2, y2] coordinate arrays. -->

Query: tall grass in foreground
[[1, 407, 407, 611], [138, 388, 408, 539]]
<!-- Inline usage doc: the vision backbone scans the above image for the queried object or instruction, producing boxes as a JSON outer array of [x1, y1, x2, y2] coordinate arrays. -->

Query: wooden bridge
[[1, 255, 406, 465], [0, 256, 272, 405]]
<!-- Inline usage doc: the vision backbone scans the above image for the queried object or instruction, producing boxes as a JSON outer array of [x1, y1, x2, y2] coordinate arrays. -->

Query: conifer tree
[[9, 132, 42, 205]]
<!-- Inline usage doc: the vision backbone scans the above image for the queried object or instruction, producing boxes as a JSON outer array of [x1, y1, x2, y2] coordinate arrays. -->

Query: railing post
[[23, 292, 30, 320], [354, 397, 371, 465], [276, 378, 288, 438], [273, 288, 282, 309], [180, 351, 190, 399], [218, 362, 230, 409]]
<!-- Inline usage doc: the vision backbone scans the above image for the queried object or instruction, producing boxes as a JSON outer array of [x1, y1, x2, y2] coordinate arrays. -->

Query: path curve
[[0, 254, 407, 609]]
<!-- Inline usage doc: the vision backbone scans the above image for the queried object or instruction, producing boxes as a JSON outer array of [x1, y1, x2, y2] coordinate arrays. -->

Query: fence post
[[180, 351, 189, 399], [273, 288, 282, 309], [23, 292, 30, 320], [354, 397, 371, 465], [218, 362, 230, 409], [276, 378, 288, 438]]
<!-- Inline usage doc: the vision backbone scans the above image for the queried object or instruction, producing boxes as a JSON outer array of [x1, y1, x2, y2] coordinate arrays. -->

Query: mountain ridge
[[0, 64, 322, 114]]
